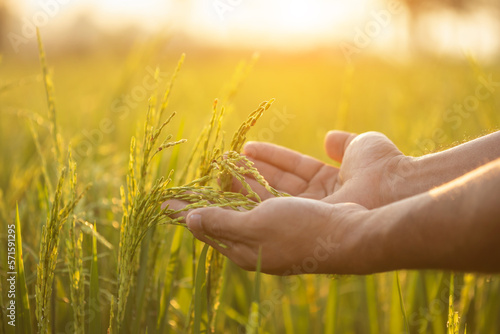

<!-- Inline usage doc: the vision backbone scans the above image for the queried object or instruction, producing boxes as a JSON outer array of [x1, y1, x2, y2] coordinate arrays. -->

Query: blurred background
[[0, 0, 500, 59], [1, 1, 500, 333], [1, 0, 500, 158]]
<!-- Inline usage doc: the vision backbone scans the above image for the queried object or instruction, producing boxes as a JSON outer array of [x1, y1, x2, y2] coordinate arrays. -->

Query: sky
[[8, 0, 500, 58]]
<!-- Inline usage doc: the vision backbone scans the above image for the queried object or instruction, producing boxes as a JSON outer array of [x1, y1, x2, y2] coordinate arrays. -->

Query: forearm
[[365, 158, 500, 273], [394, 131, 500, 201]]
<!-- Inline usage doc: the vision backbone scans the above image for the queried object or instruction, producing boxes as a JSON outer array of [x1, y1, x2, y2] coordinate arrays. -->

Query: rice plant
[[0, 30, 499, 334]]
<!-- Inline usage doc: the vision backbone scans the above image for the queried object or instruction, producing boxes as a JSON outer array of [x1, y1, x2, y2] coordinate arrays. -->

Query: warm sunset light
[[2, 0, 500, 333], [7, 0, 499, 57]]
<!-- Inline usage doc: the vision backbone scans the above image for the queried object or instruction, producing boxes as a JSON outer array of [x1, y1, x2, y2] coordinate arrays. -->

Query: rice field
[[0, 32, 500, 333]]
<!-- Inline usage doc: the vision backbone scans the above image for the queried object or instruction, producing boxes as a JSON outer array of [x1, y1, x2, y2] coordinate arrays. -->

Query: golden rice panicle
[[229, 98, 275, 153], [36, 27, 63, 166], [217, 99, 274, 192], [216, 151, 287, 202], [198, 98, 225, 182], [36, 166, 66, 333], [237, 152, 288, 198], [36, 152, 87, 333], [65, 216, 84, 334], [222, 52, 259, 104], [65, 150, 85, 334], [110, 57, 189, 331], [159, 53, 185, 122]]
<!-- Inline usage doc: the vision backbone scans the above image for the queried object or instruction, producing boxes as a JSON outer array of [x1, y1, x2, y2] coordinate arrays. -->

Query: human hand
[[242, 131, 412, 208], [185, 196, 371, 275], [187, 158, 500, 275]]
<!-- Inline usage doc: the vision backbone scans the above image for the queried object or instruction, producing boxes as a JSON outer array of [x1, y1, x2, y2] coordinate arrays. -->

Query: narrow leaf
[[89, 223, 101, 334], [193, 244, 209, 334], [15, 203, 32, 334]]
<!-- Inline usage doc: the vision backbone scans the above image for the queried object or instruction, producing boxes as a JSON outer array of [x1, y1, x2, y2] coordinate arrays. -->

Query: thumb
[[324, 130, 357, 163], [187, 207, 243, 242]]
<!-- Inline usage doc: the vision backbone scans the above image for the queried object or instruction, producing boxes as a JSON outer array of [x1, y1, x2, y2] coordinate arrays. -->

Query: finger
[[249, 159, 308, 196], [228, 150, 303, 197], [186, 207, 247, 243], [162, 199, 190, 219], [231, 176, 277, 201], [244, 141, 325, 182], [187, 208, 261, 270], [324, 130, 357, 163]]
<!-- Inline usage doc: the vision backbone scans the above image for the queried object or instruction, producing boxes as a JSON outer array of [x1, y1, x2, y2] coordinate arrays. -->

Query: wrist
[[381, 155, 421, 204], [351, 199, 423, 274], [361, 190, 447, 273], [357, 207, 400, 273], [332, 206, 389, 274]]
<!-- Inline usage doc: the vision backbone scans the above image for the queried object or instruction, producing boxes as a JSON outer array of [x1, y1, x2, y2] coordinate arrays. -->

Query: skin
[[175, 130, 500, 275], [236, 130, 500, 208]]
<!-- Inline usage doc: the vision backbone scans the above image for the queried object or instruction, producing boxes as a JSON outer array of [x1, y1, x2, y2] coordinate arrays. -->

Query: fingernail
[[187, 213, 202, 232], [243, 142, 256, 157]]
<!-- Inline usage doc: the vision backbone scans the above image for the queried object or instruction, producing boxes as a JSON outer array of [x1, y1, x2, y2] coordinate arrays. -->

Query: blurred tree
[[0, 0, 14, 52], [397, 0, 500, 53], [0, 0, 8, 51], [403, 0, 499, 12]]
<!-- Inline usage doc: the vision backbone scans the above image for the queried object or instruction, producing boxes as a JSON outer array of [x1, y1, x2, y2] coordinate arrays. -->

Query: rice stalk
[[458, 274, 475, 322], [221, 52, 259, 104], [15, 203, 32, 334], [395, 271, 409, 334], [65, 215, 84, 334], [190, 100, 226, 332], [365, 275, 379, 334], [128, 65, 181, 331], [245, 246, 262, 334], [229, 99, 274, 154], [35, 154, 88, 333], [0, 282, 5, 334], [64, 152, 85, 334], [447, 273, 460, 334], [178, 123, 204, 185], [182, 98, 277, 332], [109, 56, 192, 332], [33, 37, 85, 334], [197, 99, 225, 183], [324, 278, 339, 334], [424, 271, 446, 334], [206, 245, 224, 332], [27, 119, 53, 197], [103, 55, 283, 334], [158, 53, 185, 124], [0, 190, 8, 228], [130, 227, 162, 333], [156, 226, 185, 332], [36, 28, 63, 167], [89, 223, 101, 334], [389, 272, 403, 333], [282, 295, 295, 334], [193, 244, 210, 334]]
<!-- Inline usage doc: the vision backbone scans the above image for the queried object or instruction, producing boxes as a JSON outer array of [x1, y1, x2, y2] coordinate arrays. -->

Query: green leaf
[[89, 223, 101, 334], [365, 275, 379, 334], [447, 273, 459, 334], [324, 278, 339, 334], [15, 203, 32, 334], [246, 246, 262, 334], [395, 271, 409, 333], [193, 244, 209, 334], [157, 226, 185, 332], [282, 295, 295, 334]]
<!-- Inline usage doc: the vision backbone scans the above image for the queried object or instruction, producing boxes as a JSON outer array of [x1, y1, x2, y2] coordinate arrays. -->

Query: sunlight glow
[[15, 0, 500, 57], [179, 0, 378, 49]]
